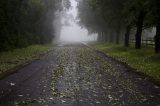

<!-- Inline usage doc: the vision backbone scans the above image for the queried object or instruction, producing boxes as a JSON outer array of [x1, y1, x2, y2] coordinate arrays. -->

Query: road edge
[[0, 48, 54, 80], [82, 42, 160, 86]]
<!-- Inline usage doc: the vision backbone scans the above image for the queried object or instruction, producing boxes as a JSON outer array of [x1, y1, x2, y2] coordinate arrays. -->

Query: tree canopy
[[0, 0, 66, 51], [77, 0, 160, 53]]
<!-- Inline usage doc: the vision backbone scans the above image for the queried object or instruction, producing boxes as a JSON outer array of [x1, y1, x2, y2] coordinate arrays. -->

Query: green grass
[[93, 43, 160, 82], [0, 45, 51, 77]]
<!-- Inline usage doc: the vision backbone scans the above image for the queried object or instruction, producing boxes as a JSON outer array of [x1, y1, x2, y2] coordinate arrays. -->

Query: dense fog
[[58, 0, 97, 42]]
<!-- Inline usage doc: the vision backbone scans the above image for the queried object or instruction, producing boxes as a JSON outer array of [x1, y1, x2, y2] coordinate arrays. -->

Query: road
[[0, 42, 160, 106]]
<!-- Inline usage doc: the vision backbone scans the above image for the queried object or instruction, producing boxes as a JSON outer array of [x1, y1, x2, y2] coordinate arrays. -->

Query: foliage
[[0, 0, 62, 52], [77, 0, 160, 51]]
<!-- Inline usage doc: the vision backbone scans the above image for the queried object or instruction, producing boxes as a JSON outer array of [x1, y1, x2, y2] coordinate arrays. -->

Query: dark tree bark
[[135, 11, 145, 49], [97, 33, 101, 42], [116, 28, 120, 44], [105, 32, 110, 42], [155, 21, 160, 53], [104, 32, 107, 42], [115, 25, 121, 44], [124, 26, 131, 47], [102, 32, 106, 42], [97, 32, 103, 42], [109, 31, 114, 43]]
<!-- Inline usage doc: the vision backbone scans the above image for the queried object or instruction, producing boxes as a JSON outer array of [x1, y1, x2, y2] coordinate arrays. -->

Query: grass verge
[[93, 43, 160, 83], [0, 45, 52, 79]]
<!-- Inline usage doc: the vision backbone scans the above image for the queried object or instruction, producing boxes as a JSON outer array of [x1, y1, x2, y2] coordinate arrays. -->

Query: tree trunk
[[155, 21, 160, 53], [109, 31, 113, 43], [124, 26, 131, 47], [115, 24, 121, 44], [135, 11, 145, 49], [102, 32, 106, 42], [97, 32, 104, 42], [105, 32, 109, 42], [97, 33, 101, 42], [116, 29, 120, 44], [104, 32, 107, 42]]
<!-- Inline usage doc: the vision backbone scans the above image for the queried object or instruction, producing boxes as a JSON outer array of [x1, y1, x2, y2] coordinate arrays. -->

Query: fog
[[59, 0, 97, 42]]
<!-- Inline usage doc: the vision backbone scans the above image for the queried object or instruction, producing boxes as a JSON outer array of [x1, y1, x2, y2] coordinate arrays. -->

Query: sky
[[59, 0, 97, 42]]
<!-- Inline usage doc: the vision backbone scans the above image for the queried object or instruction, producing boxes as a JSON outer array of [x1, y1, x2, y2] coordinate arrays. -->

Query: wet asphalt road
[[0, 42, 160, 106]]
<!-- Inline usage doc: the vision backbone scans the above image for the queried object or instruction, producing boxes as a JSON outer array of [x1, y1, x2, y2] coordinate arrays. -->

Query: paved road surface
[[0, 42, 160, 106]]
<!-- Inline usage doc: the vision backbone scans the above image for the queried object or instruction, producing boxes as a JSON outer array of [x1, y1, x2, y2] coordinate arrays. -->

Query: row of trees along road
[[77, 0, 160, 53], [0, 0, 71, 52]]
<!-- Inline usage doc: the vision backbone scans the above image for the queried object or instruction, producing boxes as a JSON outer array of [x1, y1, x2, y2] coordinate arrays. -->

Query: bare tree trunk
[[135, 11, 145, 49], [105, 32, 109, 42], [109, 36, 112, 43], [97, 33, 101, 42], [109, 31, 114, 43], [97, 32, 104, 42], [116, 27, 121, 44], [155, 21, 160, 53], [124, 26, 131, 47], [116, 30, 120, 44], [102, 32, 106, 42]]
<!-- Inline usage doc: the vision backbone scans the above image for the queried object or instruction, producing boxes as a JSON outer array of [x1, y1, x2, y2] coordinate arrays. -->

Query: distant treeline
[[0, 0, 64, 52], [77, 0, 160, 53]]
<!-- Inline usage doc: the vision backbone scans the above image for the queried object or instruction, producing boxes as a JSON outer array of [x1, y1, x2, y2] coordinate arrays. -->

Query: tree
[[150, 0, 160, 53], [77, 0, 159, 52], [77, 0, 107, 42], [0, 0, 63, 52], [123, 0, 149, 49], [90, 0, 125, 44], [77, 0, 126, 43], [124, 26, 131, 47]]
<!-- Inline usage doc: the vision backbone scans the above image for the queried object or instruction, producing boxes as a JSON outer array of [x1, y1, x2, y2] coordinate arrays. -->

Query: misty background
[[0, 0, 159, 52], [54, 0, 97, 42]]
